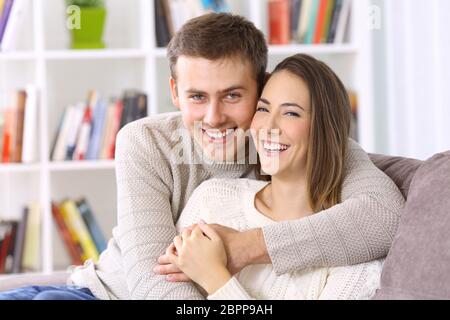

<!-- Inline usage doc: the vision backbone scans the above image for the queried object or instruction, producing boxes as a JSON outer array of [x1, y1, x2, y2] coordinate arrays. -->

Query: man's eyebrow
[[185, 88, 207, 94], [259, 98, 305, 111], [184, 86, 246, 94]]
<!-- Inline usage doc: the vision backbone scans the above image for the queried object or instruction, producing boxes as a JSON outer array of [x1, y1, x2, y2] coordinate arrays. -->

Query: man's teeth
[[263, 142, 289, 151], [205, 129, 235, 139]]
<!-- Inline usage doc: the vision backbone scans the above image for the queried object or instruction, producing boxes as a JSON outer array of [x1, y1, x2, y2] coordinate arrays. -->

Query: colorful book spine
[[60, 200, 99, 262], [86, 99, 107, 160], [11, 207, 28, 273], [304, 0, 320, 44], [51, 202, 83, 266], [313, 0, 328, 44], [268, 0, 290, 45], [21, 202, 41, 272], [76, 198, 107, 254], [0, 0, 13, 44], [321, 0, 335, 43], [21, 85, 38, 163]]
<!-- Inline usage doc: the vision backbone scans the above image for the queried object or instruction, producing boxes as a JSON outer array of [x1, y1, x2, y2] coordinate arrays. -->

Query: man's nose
[[203, 100, 225, 128]]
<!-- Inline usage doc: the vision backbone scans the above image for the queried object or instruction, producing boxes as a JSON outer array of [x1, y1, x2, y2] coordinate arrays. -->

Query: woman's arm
[[262, 139, 405, 274], [318, 259, 384, 300]]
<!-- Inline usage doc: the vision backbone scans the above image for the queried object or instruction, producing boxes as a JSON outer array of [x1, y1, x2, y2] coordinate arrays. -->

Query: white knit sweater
[[67, 112, 404, 300], [176, 178, 384, 300]]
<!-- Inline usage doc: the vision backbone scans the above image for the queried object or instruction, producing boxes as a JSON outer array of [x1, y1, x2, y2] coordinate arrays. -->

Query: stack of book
[[0, 85, 38, 164], [50, 90, 147, 162], [268, 0, 352, 45], [52, 198, 107, 266], [0, 0, 26, 51], [0, 202, 41, 274], [155, 0, 230, 47]]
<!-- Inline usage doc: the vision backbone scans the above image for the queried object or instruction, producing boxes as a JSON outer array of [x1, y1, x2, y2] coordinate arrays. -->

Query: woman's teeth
[[263, 142, 289, 152]]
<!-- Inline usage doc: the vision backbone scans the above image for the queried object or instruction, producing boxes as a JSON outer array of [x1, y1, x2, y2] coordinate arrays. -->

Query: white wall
[[371, 0, 450, 160]]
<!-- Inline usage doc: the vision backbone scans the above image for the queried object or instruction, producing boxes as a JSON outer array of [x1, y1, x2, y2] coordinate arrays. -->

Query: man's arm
[[262, 140, 405, 275], [114, 123, 204, 299]]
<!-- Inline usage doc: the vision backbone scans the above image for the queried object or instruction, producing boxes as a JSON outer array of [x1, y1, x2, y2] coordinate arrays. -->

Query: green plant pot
[[70, 7, 107, 49]]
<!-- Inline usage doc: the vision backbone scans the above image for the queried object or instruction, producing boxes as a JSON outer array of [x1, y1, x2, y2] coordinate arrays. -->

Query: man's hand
[[154, 221, 270, 282]]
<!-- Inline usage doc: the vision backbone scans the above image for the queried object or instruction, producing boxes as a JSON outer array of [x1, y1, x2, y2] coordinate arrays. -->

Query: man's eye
[[190, 94, 204, 101], [226, 93, 241, 99]]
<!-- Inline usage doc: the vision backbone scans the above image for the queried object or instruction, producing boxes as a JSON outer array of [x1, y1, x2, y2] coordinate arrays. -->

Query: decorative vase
[[70, 7, 106, 49]]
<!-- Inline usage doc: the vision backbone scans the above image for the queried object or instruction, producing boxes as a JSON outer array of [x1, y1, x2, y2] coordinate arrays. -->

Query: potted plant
[[66, 0, 107, 49]]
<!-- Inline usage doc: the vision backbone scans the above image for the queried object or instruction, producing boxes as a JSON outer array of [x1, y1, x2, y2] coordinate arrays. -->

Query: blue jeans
[[0, 285, 97, 300]]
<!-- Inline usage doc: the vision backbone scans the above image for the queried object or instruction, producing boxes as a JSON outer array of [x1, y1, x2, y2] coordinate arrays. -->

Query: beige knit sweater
[[176, 178, 387, 300], [68, 112, 405, 300]]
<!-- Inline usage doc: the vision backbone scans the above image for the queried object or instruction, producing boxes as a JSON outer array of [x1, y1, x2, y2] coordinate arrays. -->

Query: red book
[[268, 0, 290, 45], [108, 99, 124, 159], [314, 0, 329, 44], [0, 224, 12, 273], [51, 202, 84, 266], [1, 109, 12, 163]]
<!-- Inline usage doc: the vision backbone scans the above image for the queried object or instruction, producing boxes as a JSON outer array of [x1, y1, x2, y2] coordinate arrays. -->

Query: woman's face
[[251, 70, 311, 178]]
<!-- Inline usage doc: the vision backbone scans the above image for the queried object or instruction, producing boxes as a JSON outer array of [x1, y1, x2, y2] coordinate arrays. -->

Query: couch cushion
[[0, 271, 69, 292], [373, 151, 450, 300], [369, 153, 423, 198]]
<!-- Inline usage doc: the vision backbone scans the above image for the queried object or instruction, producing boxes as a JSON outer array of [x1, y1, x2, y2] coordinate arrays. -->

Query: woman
[[168, 54, 404, 299]]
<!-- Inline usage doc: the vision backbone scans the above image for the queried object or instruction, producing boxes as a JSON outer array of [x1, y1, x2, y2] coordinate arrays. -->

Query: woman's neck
[[256, 173, 314, 221]]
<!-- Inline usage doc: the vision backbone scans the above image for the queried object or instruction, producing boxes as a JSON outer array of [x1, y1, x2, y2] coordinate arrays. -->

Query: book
[[72, 106, 92, 160], [21, 202, 41, 272], [0, 221, 12, 273], [0, 0, 13, 45], [321, 0, 335, 43], [334, 0, 351, 44], [4, 221, 17, 273], [76, 198, 107, 254], [51, 202, 83, 266], [0, 0, 5, 17], [12, 90, 26, 163], [327, 0, 341, 43], [52, 105, 75, 161], [11, 206, 28, 273], [1, 107, 12, 163], [297, 0, 312, 43], [65, 103, 85, 160], [0, 108, 4, 157], [104, 99, 124, 159], [290, 0, 302, 42], [21, 85, 38, 163], [1, 0, 26, 51], [268, 0, 290, 45], [99, 102, 115, 160], [304, 0, 320, 44], [313, 0, 328, 44], [155, 0, 171, 47], [60, 200, 99, 262], [86, 99, 108, 160]]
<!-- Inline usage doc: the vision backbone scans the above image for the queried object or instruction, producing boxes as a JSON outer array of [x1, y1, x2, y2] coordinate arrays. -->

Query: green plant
[[65, 0, 105, 7]]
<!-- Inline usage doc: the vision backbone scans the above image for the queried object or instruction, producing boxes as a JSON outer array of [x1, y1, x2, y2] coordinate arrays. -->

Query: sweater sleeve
[[207, 277, 256, 300], [318, 259, 384, 300], [262, 139, 405, 275], [114, 123, 204, 300]]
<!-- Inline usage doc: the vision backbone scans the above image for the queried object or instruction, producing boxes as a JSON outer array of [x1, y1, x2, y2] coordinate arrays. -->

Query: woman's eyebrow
[[280, 103, 305, 111], [259, 98, 305, 111]]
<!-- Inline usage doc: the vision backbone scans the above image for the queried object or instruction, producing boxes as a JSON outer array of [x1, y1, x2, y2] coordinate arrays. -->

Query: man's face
[[170, 56, 258, 162]]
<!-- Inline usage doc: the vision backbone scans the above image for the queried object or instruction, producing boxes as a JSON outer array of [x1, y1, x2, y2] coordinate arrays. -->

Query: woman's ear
[[170, 77, 181, 110]]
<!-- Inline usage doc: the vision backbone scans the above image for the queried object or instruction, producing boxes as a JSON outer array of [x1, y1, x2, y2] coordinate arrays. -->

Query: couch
[[1, 151, 449, 299]]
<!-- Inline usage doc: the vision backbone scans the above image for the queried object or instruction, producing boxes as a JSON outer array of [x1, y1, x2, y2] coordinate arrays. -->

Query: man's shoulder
[[116, 112, 187, 154]]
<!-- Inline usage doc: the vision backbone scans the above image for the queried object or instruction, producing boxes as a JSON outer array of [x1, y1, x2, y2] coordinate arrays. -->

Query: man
[[0, 13, 402, 300]]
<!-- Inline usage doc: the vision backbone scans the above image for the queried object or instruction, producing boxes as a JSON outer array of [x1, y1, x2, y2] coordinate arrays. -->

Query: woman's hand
[[167, 221, 231, 295]]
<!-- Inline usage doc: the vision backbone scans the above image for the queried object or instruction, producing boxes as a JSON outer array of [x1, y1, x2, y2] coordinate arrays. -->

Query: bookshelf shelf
[[44, 49, 149, 60], [48, 161, 116, 172], [0, 163, 41, 173], [268, 44, 359, 55], [1, 0, 374, 274]]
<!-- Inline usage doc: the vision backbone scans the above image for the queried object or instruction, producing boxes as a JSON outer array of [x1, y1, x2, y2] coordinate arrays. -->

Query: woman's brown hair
[[271, 54, 352, 212]]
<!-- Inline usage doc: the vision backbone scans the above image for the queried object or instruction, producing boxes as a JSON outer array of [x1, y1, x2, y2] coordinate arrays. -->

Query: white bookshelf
[[0, 0, 374, 274]]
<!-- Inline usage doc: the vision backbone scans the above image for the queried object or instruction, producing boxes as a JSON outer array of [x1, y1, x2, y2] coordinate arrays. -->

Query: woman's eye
[[285, 112, 300, 117], [256, 106, 269, 112]]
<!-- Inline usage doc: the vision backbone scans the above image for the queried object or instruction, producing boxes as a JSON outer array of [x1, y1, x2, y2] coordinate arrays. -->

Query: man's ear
[[170, 77, 180, 110]]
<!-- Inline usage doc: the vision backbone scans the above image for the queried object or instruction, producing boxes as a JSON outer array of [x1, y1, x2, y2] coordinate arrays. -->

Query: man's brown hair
[[273, 54, 352, 212], [167, 13, 268, 95]]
